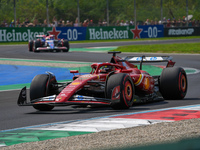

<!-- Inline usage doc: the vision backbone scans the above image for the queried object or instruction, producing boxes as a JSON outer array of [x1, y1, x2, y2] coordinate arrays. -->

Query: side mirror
[[70, 70, 79, 76]]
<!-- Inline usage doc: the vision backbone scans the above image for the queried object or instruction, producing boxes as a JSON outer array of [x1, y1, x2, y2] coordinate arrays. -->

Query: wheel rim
[[124, 80, 133, 101], [180, 74, 187, 92]]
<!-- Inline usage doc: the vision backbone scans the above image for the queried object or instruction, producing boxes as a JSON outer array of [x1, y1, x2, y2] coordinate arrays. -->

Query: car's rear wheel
[[62, 40, 69, 52], [159, 66, 187, 100], [106, 73, 135, 109], [28, 40, 33, 52], [30, 74, 57, 111]]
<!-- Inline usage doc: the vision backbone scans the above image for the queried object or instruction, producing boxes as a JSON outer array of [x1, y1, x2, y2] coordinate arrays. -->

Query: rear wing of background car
[[118, 56, 175, 70], [35, 35, 46, 38]]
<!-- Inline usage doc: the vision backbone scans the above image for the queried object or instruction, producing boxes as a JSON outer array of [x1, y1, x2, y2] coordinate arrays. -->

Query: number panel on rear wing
[[123, 56, 173, 63]]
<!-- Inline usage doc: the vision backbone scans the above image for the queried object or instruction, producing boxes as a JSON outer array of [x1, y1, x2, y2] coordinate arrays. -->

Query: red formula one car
[[18, 52, 187, 111], [28, 34, 69, 52]]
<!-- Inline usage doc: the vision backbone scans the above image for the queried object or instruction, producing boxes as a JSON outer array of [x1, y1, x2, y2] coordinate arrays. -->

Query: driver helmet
[[102, 65, 114, 73]]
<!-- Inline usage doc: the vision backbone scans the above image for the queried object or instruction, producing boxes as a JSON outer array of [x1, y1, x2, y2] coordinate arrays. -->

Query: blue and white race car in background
[[28, 34, 69, 52]]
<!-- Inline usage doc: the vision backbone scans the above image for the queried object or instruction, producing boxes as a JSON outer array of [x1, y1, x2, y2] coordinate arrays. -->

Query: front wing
[[17, 87, 111, 107], [36, 46, 68, 51]]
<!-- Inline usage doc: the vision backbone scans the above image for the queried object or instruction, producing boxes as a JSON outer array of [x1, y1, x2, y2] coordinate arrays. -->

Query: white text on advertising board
[[168, 28, 194, 35], [0, 29, 44, 42], [89, 28, 129, 40]]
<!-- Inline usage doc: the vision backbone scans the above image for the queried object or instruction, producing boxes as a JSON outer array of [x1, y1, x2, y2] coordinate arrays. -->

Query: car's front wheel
[[28, 40, 33, 52], [30, 74, 57, 111], [106, 73, 135, 109], [62, 40, 69, 52]]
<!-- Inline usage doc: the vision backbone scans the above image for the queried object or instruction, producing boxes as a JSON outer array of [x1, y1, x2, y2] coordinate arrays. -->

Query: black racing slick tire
[[28, 40, 33, 52], [30, 74, 57, 111], [33, 40, 41, 53], [62, 40, 69, 52], [159, 66, 187, 100], [106, 73, 135, 109]]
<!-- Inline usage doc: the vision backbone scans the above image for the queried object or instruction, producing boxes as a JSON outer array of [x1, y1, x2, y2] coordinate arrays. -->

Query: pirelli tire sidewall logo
[[165, 27, 200, 37]]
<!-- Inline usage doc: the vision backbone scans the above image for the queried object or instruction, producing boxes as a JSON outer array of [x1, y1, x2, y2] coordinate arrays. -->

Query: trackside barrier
[[86, 25, 164, 40], [0, 27, 51, 42], [0, 27, 87, 42], [0, 25, 164, 42], [164, 27, 200, 37], [1, 25, 200, 42]]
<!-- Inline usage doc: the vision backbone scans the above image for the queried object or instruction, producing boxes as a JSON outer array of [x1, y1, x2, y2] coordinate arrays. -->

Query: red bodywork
[[35, 55, 159, 105]]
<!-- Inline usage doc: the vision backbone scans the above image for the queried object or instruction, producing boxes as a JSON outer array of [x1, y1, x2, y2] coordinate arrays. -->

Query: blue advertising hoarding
[[137, 25, 164, 38], [128, 25, 164, 39], [0, 25, 164, 42], [48, 27, 87, 41]]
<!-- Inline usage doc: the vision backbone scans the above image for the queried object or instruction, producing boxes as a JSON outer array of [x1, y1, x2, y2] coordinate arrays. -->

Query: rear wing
[[35, 35, 46, 38], [118, 56, 175, 70], [124, 56, 172, 62]]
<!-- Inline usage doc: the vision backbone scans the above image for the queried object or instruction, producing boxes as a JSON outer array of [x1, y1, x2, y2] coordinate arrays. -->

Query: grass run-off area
[[115, 42, 200, 54]]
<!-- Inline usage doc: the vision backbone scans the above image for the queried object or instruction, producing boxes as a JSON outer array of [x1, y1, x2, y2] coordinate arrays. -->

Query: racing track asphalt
[[0, 39, 200, 131]]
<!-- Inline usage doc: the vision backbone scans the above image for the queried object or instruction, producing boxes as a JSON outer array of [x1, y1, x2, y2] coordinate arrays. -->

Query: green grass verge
[[0, 36, 200, 45], [115, 42, 200, 54], [69, 36, 200, 43]]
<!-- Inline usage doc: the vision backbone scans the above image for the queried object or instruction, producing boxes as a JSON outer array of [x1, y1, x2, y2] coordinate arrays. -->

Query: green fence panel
[[0, 27, 51, 42], [86, 26, 135, 40]]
